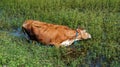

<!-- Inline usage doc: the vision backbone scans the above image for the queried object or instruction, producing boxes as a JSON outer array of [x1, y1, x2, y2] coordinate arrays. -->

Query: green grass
[[0, 0, 120, 67]]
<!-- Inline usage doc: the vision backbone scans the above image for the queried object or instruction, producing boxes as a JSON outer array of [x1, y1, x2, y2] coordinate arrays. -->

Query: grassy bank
[[0, 0, 120, 67]]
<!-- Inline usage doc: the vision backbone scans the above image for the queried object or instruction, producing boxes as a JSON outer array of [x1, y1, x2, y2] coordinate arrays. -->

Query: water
[[0, 28, 25, 38], [10, 28, 24, 37]]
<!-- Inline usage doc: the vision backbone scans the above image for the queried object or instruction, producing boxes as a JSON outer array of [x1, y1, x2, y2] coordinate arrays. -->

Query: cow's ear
[[83, 30, 86, 32], [76, 28, 79, 32], [80, 30, 86, 34]]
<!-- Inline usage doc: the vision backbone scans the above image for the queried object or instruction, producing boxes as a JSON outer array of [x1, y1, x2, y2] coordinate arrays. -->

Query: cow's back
[[31, 21, 73, 45], [22, 20, 76, 47]]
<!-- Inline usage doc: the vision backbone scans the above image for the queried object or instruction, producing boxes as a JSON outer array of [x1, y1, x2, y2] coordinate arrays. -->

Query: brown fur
[[22, 20, 91, 47]]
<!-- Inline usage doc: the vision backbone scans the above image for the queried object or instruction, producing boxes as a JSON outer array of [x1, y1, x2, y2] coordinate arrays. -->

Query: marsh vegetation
[[0, 0, 120, 67]]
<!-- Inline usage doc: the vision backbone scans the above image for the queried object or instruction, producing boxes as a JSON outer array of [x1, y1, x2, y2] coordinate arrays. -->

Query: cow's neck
[[60, 31, 79, 46]]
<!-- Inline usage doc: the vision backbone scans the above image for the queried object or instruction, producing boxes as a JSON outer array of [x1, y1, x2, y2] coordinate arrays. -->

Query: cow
[[22, 20, 91, 47]]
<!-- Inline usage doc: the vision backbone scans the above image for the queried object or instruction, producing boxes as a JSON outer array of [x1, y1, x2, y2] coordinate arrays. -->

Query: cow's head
[[76, 28, 91, 40]]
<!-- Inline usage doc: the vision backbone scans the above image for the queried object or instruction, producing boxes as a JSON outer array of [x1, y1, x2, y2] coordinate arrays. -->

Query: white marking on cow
[[60, 38, 79, 46], [60, 40, 73, 46]]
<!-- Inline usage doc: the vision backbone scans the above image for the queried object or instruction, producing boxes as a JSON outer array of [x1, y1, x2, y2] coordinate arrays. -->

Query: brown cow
[[22, 20, 91, 47]]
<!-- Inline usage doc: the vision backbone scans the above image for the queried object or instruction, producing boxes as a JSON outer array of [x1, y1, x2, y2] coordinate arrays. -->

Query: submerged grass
[[0, 0, 120, 67]]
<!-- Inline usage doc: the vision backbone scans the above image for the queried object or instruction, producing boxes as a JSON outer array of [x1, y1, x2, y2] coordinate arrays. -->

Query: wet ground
[[0, 28, 111, 67], [60, 46, 111, 67], [0, 28, 25, 38], [10, 28, 24, 37]]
